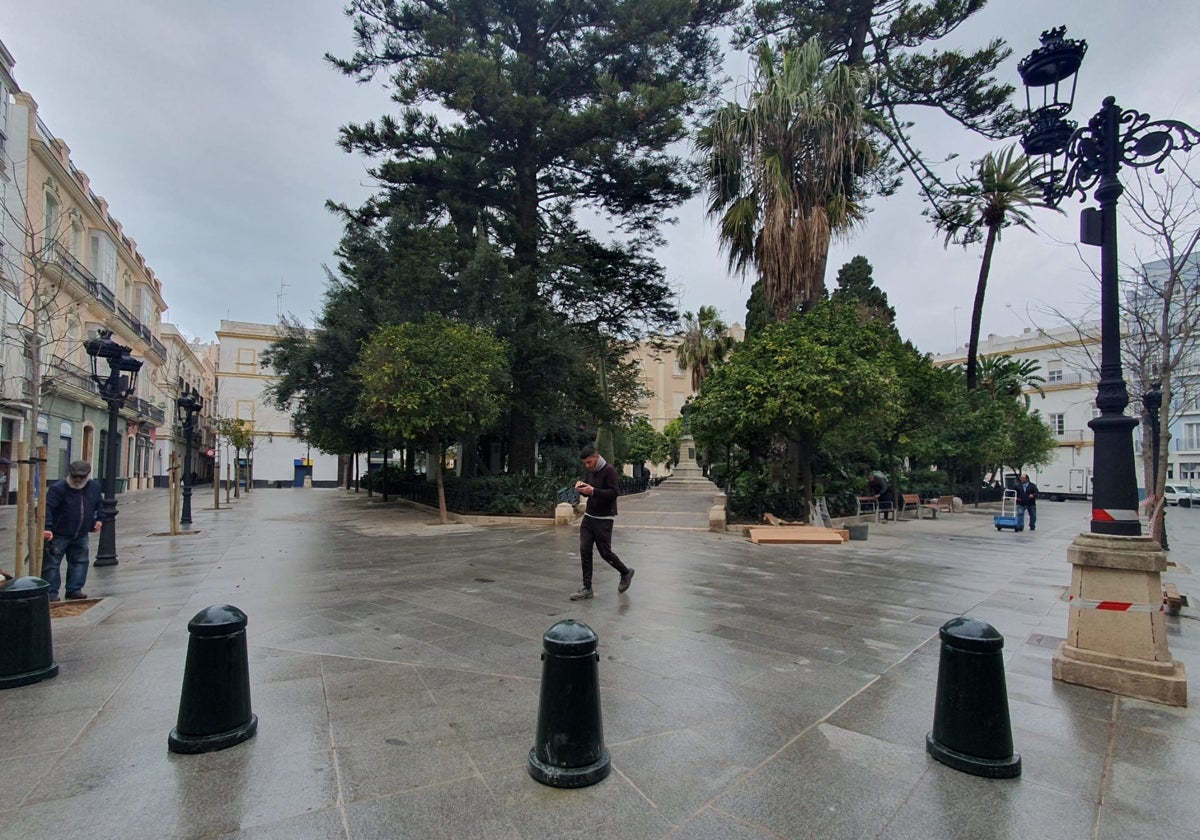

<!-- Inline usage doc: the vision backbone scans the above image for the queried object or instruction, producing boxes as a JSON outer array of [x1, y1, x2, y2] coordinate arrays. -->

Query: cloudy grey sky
[[5, 1, 1199, 354]]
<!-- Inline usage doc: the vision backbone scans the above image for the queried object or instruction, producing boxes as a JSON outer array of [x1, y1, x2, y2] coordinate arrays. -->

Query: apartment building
[[1135, 255, 1200, 486], [934, 323, 1105, 498], [0, 45, 168, 497], [155, 323, 217, 485], [215, 320, 338, 487]]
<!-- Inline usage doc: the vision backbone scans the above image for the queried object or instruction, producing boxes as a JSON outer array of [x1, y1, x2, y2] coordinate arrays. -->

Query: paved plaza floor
[[1, 483, 1199, 839]]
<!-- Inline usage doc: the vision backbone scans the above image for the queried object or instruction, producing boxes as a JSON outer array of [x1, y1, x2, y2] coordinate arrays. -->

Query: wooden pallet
[[747, 526, 845, 545]]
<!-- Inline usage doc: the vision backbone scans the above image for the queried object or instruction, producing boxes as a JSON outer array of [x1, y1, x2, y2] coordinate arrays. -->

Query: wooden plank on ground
[[748, 526, 845, 545]]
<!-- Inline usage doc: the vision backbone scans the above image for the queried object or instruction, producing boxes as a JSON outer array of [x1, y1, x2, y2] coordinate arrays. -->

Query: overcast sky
[[5, 1, 1199, 355]]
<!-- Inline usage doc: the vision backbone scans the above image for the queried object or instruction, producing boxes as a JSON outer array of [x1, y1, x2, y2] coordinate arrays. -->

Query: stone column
[[1052, 532, 1186, 706]]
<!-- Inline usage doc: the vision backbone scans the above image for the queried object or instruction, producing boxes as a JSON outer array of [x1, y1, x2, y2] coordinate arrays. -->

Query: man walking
[[1015, 472, 1039, 532], [42, 460, 103, 601], [570, 444, 634, 600]]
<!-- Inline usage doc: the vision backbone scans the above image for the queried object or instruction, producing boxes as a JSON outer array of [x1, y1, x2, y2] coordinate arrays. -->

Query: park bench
[[900, 493, 940, 520], [1163, 583, 1188, 616], [856, 495, 893, 522]]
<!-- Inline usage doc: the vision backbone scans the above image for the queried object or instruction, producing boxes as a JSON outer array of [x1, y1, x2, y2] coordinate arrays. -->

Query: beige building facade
[[215, 320, 338, 487], [0, 46, 169, 497]]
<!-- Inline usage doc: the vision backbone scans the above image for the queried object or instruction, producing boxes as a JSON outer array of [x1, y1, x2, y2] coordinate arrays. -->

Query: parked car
[[1162, 484, 1200, 507]]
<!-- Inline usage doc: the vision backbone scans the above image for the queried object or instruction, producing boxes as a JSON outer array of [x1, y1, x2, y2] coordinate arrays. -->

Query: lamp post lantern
[[84, 329, 142, 567], [1019, 26, 1200, 536], [1018, 27, 1196, 706], [176, 387, 202, 526]]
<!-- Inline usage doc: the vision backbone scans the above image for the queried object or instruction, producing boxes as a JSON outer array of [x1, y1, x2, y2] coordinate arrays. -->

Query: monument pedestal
[[673, 434, 703, 479], [1052, 532, 1186, 706]]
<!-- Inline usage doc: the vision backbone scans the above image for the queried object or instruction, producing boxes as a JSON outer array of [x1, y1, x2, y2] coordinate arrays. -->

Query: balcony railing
[[48, 355, 99, 396], [1053, 429, 1088, 442], [1044, 371, 1092, 387]]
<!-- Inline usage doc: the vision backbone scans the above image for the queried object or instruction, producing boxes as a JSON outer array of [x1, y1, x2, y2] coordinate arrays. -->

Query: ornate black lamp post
[[84, 329, 143, 567], [176, 387, 202, 526], [1018, 26, 1200, 537], [1142, 382, 1166, 550]]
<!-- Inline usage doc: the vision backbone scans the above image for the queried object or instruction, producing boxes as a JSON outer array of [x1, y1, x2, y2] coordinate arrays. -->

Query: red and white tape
[[1092, 508, 1140, 523], [1068, 595, 1164, 612]]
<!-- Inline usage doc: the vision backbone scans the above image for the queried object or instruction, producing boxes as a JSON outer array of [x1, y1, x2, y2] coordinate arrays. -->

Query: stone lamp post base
[[1052, 532, 1187, 707]]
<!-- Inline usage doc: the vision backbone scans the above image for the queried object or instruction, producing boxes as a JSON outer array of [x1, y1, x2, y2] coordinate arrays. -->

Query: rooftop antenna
[[276, 279, 290, 320]]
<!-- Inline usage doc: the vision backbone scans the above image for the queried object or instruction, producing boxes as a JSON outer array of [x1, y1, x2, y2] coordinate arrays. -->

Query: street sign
[[206, 449, 215, 457]]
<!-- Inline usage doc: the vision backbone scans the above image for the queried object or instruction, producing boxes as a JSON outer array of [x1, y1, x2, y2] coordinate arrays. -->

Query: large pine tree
[[329, 0, 737, 473]]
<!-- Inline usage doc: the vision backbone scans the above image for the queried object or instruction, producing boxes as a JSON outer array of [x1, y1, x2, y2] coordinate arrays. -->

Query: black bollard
[[168, 604, 258, 754], [0, 577, 58, 689], [528, 619, 611, 788], [926, 616, 1021, 778]]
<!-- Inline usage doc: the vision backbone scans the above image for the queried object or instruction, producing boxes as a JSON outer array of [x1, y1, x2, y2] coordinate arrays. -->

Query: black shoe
[[65, 591, 87, 600], [618, 568, 635, 593], [48, 594, 60, 602], [569, 587, 594, 601], [1030, 527, 1036, 531]]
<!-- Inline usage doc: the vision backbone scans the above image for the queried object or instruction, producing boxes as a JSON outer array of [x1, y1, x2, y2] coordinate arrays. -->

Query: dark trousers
[[580, 516, 627, 587], [44, 533, 90, 596], [1018, 504, 1037, 530]]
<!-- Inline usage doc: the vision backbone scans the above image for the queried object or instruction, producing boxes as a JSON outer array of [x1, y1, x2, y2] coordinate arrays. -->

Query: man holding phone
[[570, 444, 634, 600]]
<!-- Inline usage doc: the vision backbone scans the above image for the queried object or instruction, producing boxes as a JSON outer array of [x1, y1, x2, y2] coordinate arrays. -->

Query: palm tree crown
[[697, 38, 878, 322], [676, 306, 735, 392], [931, 145, 1059, 390]]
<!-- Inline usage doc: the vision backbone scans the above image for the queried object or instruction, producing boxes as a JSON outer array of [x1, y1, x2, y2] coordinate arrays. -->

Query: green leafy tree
[[676, 306, 736, 392], [697, 38, 879, 321], [929, 146, 1057, 390], [622, 416, 670, 472], [262, 212, 465, 472], [330, 0, 736, 472], [690, 300, 901, 503], [355, 316, 510, 523], [736, 0, 1023, 209]]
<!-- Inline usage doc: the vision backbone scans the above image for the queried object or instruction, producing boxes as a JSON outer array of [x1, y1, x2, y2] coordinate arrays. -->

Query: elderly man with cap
[[42, 460, 104, 601]]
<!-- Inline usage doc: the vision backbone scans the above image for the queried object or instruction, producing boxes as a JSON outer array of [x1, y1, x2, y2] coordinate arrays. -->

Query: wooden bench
[[901, 493, 940, 520], [856, 495, 893, 522], [1163, 583, 1188, 616]]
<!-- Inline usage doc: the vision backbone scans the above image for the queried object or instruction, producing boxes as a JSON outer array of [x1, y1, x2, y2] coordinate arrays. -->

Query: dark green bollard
[[0, 577, 58, 689], [168, 604, 258, 754], [926, 617, 1021, 778], [528, 619, 611, 788]]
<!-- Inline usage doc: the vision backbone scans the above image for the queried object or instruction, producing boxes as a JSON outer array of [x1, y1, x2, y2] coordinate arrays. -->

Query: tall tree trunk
[[966, 225, 999, 391], [434, 440, 448, 525]]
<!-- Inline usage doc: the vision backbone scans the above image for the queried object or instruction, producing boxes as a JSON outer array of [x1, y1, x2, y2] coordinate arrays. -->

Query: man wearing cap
[[42, 460, 104, 601]]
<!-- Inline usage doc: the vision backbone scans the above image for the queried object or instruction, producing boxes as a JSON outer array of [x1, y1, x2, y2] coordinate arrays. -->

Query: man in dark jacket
[[570, 444, 634, 600], [1015, 473, 1039, 532], [42, 460, 103, 601]]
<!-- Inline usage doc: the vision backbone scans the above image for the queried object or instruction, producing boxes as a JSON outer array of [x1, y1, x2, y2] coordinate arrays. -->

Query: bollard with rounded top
[[926, 616, 1021, 778], [528, 619, 611, 787], [168, 604, 258, 754], [0, 577, 58, 689]]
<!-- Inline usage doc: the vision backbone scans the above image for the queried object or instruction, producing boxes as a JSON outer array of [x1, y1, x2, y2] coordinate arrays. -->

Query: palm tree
[[932, 146, 1058, 390], [676, 306, 735, 392], [977, 354, 1046, 408], [697, 38, 878, 322]]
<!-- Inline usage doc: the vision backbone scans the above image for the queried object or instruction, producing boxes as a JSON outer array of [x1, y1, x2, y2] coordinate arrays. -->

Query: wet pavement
[[1, 485, 1198, 839]]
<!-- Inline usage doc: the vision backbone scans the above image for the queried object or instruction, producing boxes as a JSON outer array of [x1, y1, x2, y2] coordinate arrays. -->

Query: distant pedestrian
[[570, 444, 634, 600], [1015, 473, 1038, 532], [866, 470, 894, 521], [42, 460, 103, 601]]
